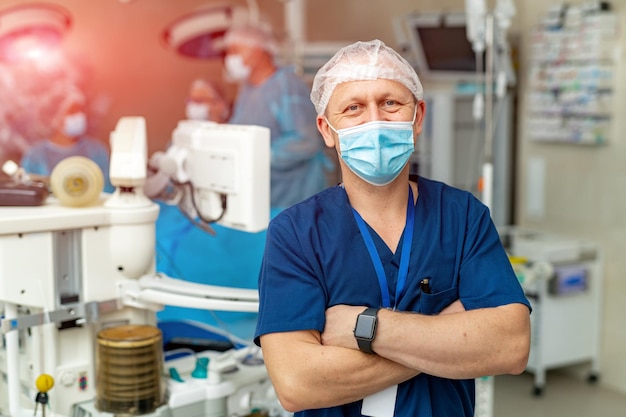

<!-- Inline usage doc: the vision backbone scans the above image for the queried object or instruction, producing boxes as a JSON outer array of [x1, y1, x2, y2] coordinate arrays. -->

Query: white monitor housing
[[169, 120, 271, 233]]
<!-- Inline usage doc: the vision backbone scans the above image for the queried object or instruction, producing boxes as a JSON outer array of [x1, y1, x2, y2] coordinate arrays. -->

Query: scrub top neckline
[[351, 185, 416, 309], [337, 178, 419, 203]]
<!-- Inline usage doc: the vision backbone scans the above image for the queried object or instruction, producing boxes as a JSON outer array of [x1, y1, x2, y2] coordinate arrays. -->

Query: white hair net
[[223, 24, 278, 55], [189, 78, 224, 100], [190, 78, 215, 94], [310, 39, 424, 115]]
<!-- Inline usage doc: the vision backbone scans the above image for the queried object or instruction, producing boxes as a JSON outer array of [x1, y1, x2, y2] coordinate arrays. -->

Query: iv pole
[[482, 12, 495, 213], [465, 3, 516, 417], [466, 0, 516, 216]]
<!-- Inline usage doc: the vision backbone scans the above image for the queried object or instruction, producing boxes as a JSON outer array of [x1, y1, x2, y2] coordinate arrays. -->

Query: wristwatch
[[353, 307, 380, 354]]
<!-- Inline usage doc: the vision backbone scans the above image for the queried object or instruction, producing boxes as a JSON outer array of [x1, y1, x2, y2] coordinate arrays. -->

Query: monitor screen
[[401, 12, 485, 81], [416, 26, 480, 73]]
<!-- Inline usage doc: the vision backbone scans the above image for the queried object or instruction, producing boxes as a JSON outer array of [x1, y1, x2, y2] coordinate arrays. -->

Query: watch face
[[354, 315, 376, 339]]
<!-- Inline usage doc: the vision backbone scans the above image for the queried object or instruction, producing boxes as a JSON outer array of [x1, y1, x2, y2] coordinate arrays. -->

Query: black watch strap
[[354, 307, 380, 354], [356, 334, 375, 354]]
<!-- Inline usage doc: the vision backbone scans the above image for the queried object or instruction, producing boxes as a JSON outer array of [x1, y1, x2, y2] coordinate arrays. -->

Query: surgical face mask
[[186, 102, 210, 120], [327, 113, 416, 186], [225, 54, 251, 81], [63, 112, 87, 137]]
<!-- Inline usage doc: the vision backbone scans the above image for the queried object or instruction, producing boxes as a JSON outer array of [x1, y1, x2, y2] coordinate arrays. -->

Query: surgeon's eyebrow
[[333, 94, 364, 109]]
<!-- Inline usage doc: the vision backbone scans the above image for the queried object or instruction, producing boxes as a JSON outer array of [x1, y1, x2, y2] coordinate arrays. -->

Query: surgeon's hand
[[322, 300, 466, 351], [321, 304, 364, 350]]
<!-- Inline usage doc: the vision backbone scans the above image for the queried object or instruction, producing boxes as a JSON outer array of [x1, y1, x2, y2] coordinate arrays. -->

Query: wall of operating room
[[1, 0, 625, 396], [516, 0, 626, 393]]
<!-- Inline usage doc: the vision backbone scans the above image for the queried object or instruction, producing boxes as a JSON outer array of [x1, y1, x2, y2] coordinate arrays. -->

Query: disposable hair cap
[[310, 39, 424, 115], [223, 23, 278, 55], [189, 78, 224, 100]]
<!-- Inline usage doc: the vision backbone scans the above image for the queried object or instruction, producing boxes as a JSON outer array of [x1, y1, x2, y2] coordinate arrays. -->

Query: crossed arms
[[260, 300, 530, 412]]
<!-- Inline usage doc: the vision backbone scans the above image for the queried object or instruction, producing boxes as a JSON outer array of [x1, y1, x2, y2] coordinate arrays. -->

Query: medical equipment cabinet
[[503, 227, 604, 396]]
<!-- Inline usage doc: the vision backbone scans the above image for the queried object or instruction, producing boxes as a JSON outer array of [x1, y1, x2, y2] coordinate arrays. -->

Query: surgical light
[[0, 3, 71, 63], [162, 5, 248, 59]]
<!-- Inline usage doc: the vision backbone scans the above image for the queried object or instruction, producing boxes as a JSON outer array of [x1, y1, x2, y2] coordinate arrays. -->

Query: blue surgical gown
[[155, 202, 281, 343], [255, 175, 531, 417], [229, 67, 333, 209], [20, 137, 114, 192]]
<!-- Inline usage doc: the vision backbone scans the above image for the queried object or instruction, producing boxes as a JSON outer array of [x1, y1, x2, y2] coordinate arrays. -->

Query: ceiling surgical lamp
[[0, 3, 71, 63], [162, 3, 252, 59]]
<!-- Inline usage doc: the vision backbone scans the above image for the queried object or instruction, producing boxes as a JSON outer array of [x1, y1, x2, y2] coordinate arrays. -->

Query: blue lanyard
[[352, 186, 415, 309]]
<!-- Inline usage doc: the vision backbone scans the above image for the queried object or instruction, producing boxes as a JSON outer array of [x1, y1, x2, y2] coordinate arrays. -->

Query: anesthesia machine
[[0, 117, 285, 417]]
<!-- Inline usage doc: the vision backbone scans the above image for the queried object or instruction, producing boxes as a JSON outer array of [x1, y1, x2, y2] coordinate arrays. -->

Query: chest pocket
[[417, 287, 459, 315], [396, 275, 459, 315]]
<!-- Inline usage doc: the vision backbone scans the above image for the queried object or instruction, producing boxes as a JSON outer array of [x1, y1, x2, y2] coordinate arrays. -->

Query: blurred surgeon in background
[[20, 85, 114, 192], [185, 78, 231, 123], [145, 77, 232, 200], [224, 24, 334, 209]]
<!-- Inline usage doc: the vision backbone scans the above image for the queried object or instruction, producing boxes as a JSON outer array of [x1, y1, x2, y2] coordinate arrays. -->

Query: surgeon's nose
[[365, 105, 384, 122]]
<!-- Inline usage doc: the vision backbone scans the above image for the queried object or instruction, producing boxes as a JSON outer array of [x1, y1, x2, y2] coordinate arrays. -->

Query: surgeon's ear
[[317, 115, 336, 148], [413, 100, 427, 137]]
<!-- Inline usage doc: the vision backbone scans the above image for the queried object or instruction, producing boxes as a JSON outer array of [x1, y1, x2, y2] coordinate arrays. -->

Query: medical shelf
[[525, 5, 618, 145]]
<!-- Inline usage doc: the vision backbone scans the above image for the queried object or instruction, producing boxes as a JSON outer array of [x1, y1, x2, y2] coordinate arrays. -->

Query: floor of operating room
[[493, 370, 626, 417]]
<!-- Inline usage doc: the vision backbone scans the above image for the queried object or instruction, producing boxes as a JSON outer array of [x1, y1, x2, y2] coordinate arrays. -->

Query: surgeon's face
[[63, 101, 85, 118], [51, 100, 87, 144], [225, 43, 259, 69], [186, 92, 229, 123], [317, 78, 425, 149]]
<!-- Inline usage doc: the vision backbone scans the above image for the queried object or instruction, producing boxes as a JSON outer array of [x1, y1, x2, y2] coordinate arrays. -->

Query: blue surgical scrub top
[[229, 67, 332, 209], [21, 137, 114, 192], [255, 176, 531, 417]]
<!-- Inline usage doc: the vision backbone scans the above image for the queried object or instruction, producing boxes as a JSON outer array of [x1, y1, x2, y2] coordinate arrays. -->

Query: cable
[[169, 180, 228, 236]]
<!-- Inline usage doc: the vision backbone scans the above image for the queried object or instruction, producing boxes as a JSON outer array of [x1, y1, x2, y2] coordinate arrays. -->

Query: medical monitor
[[171, 120, 270, 233], [401, 12, 485, 81]]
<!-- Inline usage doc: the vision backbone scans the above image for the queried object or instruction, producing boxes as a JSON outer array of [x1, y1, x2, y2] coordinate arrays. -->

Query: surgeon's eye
[[381, 99, 402, 110], [341, 104, 364, 117]]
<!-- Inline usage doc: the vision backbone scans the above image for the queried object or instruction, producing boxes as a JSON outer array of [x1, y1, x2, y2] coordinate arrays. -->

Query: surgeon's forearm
[[260, 331, 418, 412], [373, 304, 530, 379]]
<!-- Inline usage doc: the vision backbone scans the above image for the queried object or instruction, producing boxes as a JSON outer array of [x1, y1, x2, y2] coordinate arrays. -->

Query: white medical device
[[145, 120, 270, 234], [0, 117, 279, 417]]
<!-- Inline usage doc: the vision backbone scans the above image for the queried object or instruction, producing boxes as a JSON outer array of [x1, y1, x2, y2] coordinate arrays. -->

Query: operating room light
[[0, 3, 71, 63], [162, 4, 249, 59]]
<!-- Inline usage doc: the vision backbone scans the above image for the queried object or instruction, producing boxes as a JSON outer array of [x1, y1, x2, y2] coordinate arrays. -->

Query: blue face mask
[[327, 113, 416, 186]]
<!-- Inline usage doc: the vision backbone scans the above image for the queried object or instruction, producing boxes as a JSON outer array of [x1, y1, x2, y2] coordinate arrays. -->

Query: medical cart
[[502, 227, 604, 396]]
